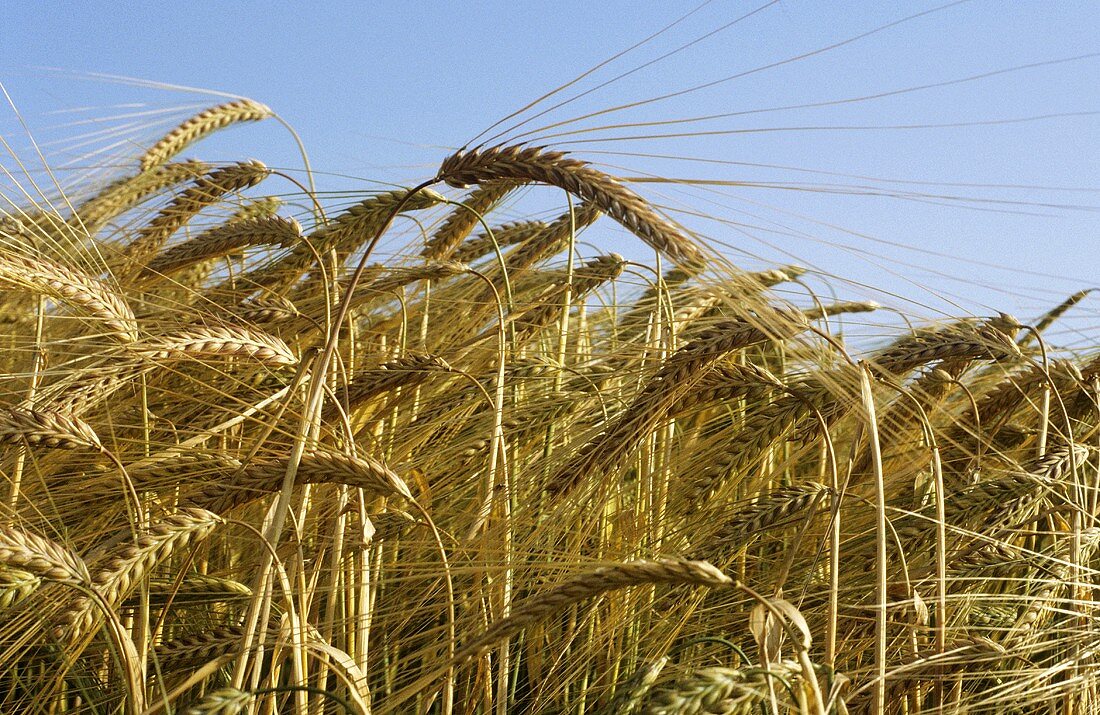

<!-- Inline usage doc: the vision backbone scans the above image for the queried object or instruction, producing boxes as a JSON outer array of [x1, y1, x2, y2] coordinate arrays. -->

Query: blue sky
[[2, 1, 1099, 338]]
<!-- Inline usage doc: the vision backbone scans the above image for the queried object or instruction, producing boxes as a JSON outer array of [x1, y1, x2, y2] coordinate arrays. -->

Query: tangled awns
[[0, 98, 1099, 714]]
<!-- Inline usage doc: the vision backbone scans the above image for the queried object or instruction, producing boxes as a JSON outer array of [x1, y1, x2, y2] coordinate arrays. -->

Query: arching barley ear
[[182, 449, 413, 514], [309, 187, 447, 257], [121, 160, 270, 267], [178, 687, 254, 715], [141, 215, 301, 278], [140, 99, 273, 171], [422, 180, 520, 260], [0, 251, 137, 341], [460, 559, 732, 659], [54, 508, 224, 642], [868, 316, 1023, 377], [546, 307, 808, 495], [802, 299, 880, 322], [323, 353, 452, 421], [438, 144, 706, 273], [642, 665, 811, 715], [72, 160, 210, 234], [0, 526, 89, 584], [708, 483, 833, 549], [0, 407, 102, 451], [451, 218, 549, 265], [153, 624, 279, 673], [225, 187, 446, 300], [501, 200, 603, 273], [131, 324, 297, 367]]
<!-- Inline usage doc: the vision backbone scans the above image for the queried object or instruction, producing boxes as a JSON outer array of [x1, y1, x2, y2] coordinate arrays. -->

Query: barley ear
[[140, 99, 273, 170], [439, 144, 706, 272]]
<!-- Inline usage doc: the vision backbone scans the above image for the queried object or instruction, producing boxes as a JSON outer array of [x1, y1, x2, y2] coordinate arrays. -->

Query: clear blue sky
[[2, 2, 1099, 340]]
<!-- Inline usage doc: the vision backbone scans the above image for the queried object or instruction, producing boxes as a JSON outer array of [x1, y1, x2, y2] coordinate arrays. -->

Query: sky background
[[1, 1, 1099, 343]]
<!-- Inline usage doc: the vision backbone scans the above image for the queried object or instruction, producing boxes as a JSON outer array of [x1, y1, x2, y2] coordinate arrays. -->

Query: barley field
[[1, 7, 1099, 715]]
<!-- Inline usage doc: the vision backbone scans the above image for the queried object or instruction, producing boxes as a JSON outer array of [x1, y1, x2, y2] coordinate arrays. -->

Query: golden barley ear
[[54, 508, 223, 642], [140, 99, 273, 171], [642, 665, 808, 714], [438, 144, 706, 273], [0, 526, 89, 584], [324, 353, 452, 421], [451, 217, 550, 265], [131, 324, 297, 367], [177, 688, 254, 715], [423, 180, 520, 260], [460, 559, 732, 659], [182, 448, 413, 514], [72, 160, 210, 233], [0, 251, 137, 340], [121, 159, 270, 266], [546, 308, 808, 495], [0, 406, 103, 451], [141, 215, 301, 278]]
